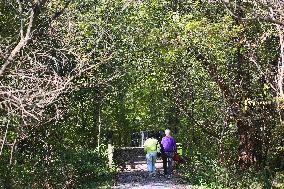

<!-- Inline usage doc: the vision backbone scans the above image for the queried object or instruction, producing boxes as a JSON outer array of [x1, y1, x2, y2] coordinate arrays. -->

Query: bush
[[0, 144, 114, 188], [181, 155, 231, 189], [180, 154, 280, 189]]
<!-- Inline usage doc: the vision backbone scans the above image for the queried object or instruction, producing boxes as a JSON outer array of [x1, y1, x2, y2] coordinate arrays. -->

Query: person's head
[[165, 129, 171, 136], [148, 132, 155, 138]]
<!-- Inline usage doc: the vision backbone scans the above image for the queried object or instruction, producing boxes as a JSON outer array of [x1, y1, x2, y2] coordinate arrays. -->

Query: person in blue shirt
[[161, 129, 176, 178]]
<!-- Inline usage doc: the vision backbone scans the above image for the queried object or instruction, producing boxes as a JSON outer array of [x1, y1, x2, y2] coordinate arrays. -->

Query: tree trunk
[[97, 103, 101, 151], [237, 119, 262, 169]]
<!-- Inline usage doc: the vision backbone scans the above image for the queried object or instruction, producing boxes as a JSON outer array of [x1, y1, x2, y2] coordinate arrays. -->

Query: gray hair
[[165, 129, 171, 135]]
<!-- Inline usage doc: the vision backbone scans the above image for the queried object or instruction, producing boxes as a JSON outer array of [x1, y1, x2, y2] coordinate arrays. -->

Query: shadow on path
[[112, 160, 192, 189]]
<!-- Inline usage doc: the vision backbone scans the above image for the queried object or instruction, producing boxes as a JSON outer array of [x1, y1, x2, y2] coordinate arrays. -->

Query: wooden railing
[[108, 144, 145, 169]]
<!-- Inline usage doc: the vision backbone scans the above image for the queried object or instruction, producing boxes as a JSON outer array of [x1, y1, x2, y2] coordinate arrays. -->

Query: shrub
[[0, 144, 113, 188]]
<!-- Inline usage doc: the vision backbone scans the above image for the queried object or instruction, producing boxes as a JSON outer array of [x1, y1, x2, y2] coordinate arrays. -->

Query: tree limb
[[52, 1, 71, 20], [177, 101, 221, 139], [0, 121, 9, 156], [0, 0, 48, 77], [193, 49, 233, 101], [221, 0, 284, 26]]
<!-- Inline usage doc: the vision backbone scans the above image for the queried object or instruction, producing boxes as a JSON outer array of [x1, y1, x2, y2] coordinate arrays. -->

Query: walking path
[[112, 159, 193, 189]]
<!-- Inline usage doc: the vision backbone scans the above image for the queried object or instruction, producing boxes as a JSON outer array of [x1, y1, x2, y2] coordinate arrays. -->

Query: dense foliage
[[0, 0, 284, 188]]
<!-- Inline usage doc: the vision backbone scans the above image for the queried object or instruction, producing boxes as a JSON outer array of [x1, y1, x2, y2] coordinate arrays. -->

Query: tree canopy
[[0, 0, 284, 188]]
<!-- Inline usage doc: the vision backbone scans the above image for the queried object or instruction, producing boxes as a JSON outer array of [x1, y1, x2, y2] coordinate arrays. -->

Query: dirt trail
[[112, 159, 192, 189]]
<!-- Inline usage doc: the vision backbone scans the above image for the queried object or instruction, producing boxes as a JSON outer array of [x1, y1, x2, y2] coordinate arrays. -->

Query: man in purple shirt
[[161, 129, 176, 178]]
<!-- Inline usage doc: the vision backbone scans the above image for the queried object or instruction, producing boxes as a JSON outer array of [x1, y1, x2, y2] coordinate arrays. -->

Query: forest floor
[[112, 159, 193, 189]]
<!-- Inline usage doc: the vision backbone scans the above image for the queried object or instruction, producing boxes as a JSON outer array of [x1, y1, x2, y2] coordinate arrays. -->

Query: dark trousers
[[162, 152, 174, 175]]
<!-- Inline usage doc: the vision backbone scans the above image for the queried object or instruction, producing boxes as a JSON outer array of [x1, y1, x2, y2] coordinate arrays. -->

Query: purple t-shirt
[[161, 136, 176, 152]]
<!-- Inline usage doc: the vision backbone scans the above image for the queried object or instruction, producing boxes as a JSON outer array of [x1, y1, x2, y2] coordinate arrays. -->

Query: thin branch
[[259, 16, 284, 26], [0, 120, 10, 156], [0, 0, 48, 77], [248, 57, 277, 92], [9, 139, 17, 165], [193, 49, 233, 102], [221, 0, 284, 26], [177, 101, 221, 139], [52, 1, 71, 20], [17, 0, 24, 39], [0, 49, 5, 59]]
